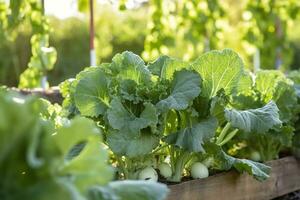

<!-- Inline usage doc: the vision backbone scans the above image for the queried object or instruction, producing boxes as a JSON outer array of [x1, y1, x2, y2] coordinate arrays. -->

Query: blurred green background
[[0, 3, 148, 86], [0, 0, 300, 87]]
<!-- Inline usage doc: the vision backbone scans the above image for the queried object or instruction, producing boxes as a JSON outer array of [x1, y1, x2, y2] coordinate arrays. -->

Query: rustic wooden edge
[[167, 156, 300, 200], [10, 87, 63, 104]]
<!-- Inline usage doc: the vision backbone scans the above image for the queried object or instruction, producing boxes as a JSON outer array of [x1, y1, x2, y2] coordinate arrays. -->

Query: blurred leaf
[[78, 0, 89, 13], [88, 180, 169, 200]]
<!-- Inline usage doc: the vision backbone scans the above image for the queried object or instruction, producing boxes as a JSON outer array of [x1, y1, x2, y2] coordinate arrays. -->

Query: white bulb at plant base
[[138, 167, 158, 181], [190, 162, 209, 179], [158, 163, 172, 178], [250, 151, 261, 162]]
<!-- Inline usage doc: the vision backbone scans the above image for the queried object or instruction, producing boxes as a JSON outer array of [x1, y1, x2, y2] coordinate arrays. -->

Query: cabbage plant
[[59, 49, 295, 183]]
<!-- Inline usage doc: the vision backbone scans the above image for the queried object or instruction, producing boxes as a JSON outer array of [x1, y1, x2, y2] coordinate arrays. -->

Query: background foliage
[[0, 0, 300, 87], [0, 3, 147, 87]]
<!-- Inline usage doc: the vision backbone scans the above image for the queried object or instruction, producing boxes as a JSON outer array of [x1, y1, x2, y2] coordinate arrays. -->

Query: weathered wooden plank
[[167, 157, 300, 200], [11, 87, 63, 103]]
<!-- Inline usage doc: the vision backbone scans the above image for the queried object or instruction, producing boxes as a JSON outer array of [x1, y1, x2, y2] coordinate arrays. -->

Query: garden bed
[[12, 89, 300, 200], [167, 156, 300, 200]]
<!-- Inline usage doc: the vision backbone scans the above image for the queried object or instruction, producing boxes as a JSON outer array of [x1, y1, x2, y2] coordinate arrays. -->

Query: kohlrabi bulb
[[190, 162, 209, 179], [138, 167, 158, 181], [250, 151, 261, 162], [158, 163, 172, 178]]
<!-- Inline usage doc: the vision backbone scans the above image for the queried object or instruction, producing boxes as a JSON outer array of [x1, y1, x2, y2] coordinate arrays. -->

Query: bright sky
[[44, 0, 115, 19], [44, 0, 146, 19], [45, 0, 79, 19]]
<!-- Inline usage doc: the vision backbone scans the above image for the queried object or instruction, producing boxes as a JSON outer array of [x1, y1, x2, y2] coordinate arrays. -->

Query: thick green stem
[[179, 111, 187, 129], [169, 146, 175, 172], [152, 144, 168, 154], [168, 151, 190, 182], [184, 111, 192, 128], [163, 113, 169, 133], [175, 111, 182, 131], [218, 129, 239, 146], [168, 110, 192, 182], [258, 140, 266, 162], [216, 122, 231, 145]]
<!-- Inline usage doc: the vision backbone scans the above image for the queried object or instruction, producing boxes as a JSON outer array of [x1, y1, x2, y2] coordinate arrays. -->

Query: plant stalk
[[216, 122, 231, 145], [168, 151, 190, 182], [218, 129, 239, 146]]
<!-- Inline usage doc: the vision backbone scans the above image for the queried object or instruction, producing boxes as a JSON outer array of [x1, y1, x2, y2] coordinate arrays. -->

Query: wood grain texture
[[12, 87, 63, 103], [167, 156, 300, 200]]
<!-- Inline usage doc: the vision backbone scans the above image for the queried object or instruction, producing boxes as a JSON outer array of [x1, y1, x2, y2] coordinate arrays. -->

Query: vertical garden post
[[275, 16, 282, 69], [89, 0, 96, 66]]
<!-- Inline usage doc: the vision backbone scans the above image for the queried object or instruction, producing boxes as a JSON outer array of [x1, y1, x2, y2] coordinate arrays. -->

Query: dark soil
[[273, 191, 300, 200]]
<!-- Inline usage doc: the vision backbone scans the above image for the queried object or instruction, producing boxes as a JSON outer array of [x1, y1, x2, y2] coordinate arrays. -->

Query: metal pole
[[41, 0, 45, 14], [89, 0, 96, 66], [275, 16, 282, 70]]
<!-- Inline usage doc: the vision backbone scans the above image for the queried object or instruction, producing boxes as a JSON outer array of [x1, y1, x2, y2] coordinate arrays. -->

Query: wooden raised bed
[[12, 87, 62, 103], [167, 156, 300, 200]]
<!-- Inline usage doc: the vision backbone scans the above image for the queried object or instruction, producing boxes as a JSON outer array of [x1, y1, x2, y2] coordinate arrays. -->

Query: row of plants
[[2, 49, 300, 199], [59, 48, 300, 183]]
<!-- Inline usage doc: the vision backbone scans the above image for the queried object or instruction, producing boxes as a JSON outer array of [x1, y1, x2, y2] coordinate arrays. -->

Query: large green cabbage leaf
[[110, 51, 151, 84], [254, 70, 298, 122], [191, 49, 244, 98], [225, 101, 282, 133], [74, 67, 110, 117], [156, 69, 201, 112], [204, 143, 270, 181], [107, 98, 158, 138], [148, 55, 188, 80]]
